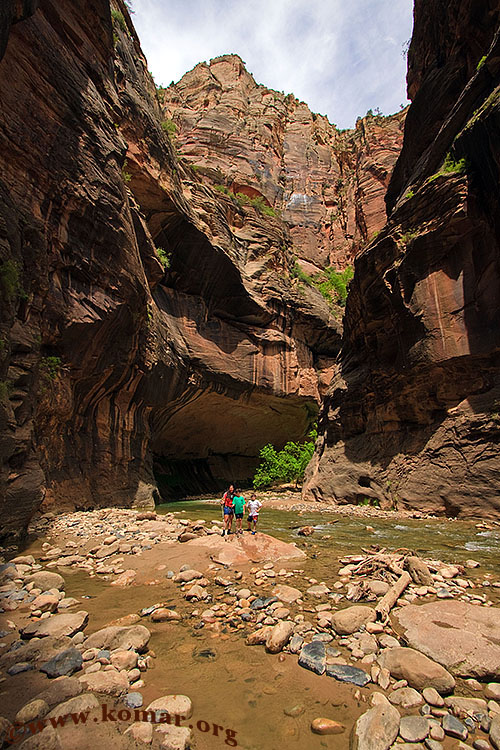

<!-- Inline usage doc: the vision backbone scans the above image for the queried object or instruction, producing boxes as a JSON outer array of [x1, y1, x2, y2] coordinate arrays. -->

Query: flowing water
[[17, 502, 500, 750], [157, 500, 500, 576]]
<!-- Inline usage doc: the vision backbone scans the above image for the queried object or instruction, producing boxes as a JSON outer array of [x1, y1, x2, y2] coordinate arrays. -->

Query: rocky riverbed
[[1, 504, 500, 750]]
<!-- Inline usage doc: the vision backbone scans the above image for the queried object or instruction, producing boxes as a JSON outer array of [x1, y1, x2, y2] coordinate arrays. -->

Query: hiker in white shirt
[[246, 494, 262, 535]]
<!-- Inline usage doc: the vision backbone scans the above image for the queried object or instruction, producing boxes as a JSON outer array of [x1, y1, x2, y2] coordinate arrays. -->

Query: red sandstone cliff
[[0, 0, 409, 539], [0, 0, 344, 537], [162, 56, 405, 273], [303, 0, 500, 518]]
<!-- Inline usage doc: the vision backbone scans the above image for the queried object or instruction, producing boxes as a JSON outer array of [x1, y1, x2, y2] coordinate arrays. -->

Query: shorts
[[223, 507, 234, 516], [248, 514, 258, 522], [235, 513, 243, 519]]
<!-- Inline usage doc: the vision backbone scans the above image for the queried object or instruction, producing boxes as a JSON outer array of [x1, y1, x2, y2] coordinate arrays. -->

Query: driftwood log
[[375, 571, 411, 621]]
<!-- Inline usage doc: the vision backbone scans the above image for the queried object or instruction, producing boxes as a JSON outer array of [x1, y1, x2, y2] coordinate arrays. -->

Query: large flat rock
[[21, 612, 88, 640], [377, 647, 455, 694], [394, 600, 500, 679], [185, 532, 306, 565]]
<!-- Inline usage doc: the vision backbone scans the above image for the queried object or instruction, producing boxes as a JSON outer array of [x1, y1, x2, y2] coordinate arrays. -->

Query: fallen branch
[[375, 570, 411, 621]]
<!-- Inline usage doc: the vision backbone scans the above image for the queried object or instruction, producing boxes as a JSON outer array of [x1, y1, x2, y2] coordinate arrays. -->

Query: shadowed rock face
[[303, 1, 500, 517], [162, 54, 406, 273], [0, 0, 345, 537]]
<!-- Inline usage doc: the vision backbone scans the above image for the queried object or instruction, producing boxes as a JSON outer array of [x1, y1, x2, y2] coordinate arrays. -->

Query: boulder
[[405, 556, 433, 586], [146, 695, 193, 719], [157, 725, 192, 750], [184, 584, 208, 601], [18, 726, 61, 750], [444, 696, 488, 717], [266, 621, 294, 653], [332, 606, 377, 635], [95, 542, 119, 558], [394, 601, 500, 679], [83, 625, 150, 652], [25, 571, 65, 592], [78, 670, 128, 696], [30, 594, 59, 613], [298, 641, 326, 675], [388, 687, 423, 708], [378, 647, 455, 694], [34, 676, 83, 707], [40, 648, 83, 678], [185, 532, 306, 563], [351, 703, 400, 750], [124, 722, 153, 744], [110, 650, 138, 670], [422, 687, 444, 707], [326, 664, 370, 687], [246, 627, 272, 646], [21, 612, 88, 640], [491, 716, 500, 750], [399, 716, 429, 742], [15, 700, 49, 725], [486, 684, 500, 701], [46, 694, 99, 717], [442, 714, 468, 741]]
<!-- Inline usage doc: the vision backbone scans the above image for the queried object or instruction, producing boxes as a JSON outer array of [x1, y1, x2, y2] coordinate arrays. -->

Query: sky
[[131, 0, 414, 130]]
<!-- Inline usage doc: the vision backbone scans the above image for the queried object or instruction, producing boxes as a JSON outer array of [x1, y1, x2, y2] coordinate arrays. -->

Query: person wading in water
[[221, 484, 235, 537]]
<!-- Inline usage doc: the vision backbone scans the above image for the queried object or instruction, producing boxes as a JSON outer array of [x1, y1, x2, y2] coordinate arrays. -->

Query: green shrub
[[357, 496, 379, 507], [290, 262, 353, 305], [428, 152, 467, 182], [111, 9, 127, 32], [253, 427, 317, 489], [476, 55, 487, 71], [161, 119, 176, 138], [40, 356, 62, 380], [290, 262, 314, 287], [405, 190, 414, 200], [122, 159, 132, 183], [0, 380, 10, 401], [319, 265, 353, 304], [155, 247, 171, 268], [213, 185, 278, 217], [441, 153, 467, 174]]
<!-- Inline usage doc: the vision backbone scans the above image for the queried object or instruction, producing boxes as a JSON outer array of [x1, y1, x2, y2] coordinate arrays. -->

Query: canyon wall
[[0, 1, 406, 539], [304, 0, 500, 517], [0, 0, 341, 538], [162, 56, 405, 273]]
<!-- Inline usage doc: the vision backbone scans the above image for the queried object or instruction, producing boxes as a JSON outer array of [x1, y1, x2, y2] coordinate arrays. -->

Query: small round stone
[[311, 718, 345, 735]]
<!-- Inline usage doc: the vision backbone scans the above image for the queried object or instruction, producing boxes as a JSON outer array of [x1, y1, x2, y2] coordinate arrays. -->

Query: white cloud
[[131, 0, 414, 128]]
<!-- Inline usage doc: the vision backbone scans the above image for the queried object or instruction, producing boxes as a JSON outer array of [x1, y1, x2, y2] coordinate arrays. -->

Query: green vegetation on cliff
[[253, 427, 317, 489], [291, 262, 353, 306]]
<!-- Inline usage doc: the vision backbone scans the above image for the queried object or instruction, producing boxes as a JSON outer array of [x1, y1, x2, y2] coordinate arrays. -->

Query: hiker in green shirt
[[231, 491, 246, 535]]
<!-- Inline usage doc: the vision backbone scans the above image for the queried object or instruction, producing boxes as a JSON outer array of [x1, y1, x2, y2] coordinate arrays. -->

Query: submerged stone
[[298, 641, 326, 675]]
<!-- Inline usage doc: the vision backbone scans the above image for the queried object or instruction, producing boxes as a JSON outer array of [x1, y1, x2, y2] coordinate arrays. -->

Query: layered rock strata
[[0, 0, 342, 537], [162, 55, 406, 272], [304, 0, 500, 517]]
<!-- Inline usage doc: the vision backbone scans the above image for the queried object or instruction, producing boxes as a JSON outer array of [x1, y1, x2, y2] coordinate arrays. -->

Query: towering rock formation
[[0, 0, 336, 538], [0, 1, 405, 539], [161, 56, 406, 273], [304, 0, 500, 518]]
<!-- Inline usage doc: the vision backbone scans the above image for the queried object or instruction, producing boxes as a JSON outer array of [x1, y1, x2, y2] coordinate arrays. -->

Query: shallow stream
[[16, 502, 500, 750]]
